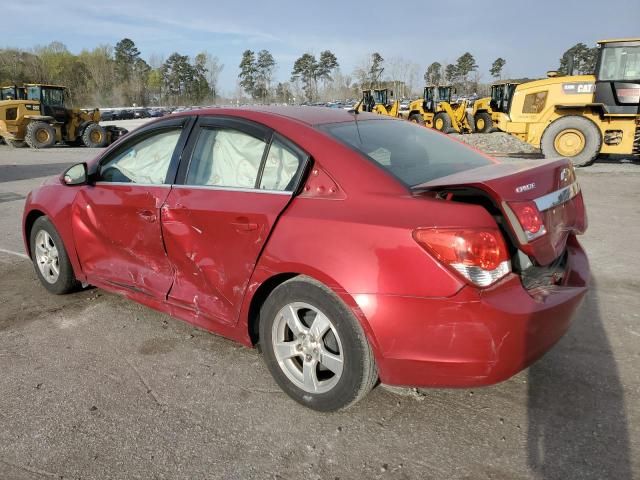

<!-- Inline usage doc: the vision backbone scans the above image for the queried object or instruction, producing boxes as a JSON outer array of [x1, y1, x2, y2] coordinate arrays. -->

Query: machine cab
[[361, 88, 391, 112], [490, 82, 518, 114], [25, 84, 70, 123], [594, 39, 640, 115], [424, 86, 452, 112]]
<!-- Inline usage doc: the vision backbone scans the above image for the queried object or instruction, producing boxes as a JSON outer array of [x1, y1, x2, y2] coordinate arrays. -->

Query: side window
[[186, 128, 267, 188], [259, 139, 303, 191], [522, 91, 548, 114], [99, 129, 182, 184]]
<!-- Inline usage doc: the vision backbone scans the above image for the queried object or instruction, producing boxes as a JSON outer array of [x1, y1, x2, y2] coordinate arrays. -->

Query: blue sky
[[4, 0, 639, 95]]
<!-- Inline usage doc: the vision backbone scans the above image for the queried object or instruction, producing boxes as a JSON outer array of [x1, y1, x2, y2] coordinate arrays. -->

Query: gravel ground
[[0, 121, 638, 479], [451, 132, 540, 156]]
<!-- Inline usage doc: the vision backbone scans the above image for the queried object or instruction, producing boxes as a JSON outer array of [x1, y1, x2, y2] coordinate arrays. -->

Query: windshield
[[599, 45, 640, 81], [321, 119, 492, 187], [42, 88, 65, 107]]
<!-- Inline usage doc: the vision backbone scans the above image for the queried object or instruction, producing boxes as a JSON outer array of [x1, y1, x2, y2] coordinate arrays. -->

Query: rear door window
[[321, 119, 491, 186], [186, 129, 268, 188]]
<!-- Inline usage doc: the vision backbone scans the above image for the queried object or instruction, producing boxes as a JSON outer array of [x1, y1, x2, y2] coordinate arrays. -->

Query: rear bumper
[[355, 236, 590, 388]]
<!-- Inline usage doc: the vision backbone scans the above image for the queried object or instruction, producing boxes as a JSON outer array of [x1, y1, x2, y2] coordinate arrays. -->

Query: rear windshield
[[321, 119, 492, 186]]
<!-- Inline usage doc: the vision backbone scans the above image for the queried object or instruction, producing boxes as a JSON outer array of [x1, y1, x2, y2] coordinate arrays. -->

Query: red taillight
[[509, 201, 546, 241], [413, 228, 511, 287]]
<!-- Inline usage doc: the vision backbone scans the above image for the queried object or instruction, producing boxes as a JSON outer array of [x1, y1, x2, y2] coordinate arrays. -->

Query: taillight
[[413, 228, 511, 287], [508, 201, 546, 241]]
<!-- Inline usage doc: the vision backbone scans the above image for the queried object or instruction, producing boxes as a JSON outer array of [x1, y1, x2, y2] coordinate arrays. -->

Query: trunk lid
[[412, 158, 587, 266]]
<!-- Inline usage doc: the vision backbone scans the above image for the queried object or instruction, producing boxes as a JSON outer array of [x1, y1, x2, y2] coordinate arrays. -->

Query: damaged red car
[[23, 107, 589, 411]]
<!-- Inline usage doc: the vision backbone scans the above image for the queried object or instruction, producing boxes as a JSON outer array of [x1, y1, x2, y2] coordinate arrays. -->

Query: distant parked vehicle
[[99, 110, 117, 121], [119, 109, 135, 120], [133, 108, 150, 119]]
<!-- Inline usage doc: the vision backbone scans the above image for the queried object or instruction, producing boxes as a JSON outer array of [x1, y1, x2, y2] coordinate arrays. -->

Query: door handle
[[231, 218, 258, 232], [137, 209, 157, 222]]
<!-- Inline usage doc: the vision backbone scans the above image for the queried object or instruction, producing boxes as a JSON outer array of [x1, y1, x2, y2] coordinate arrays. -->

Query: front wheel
[[433, 112, 453, 133], [259, 277, 378, 411], [30, 216, 80, 294], [82, 123, 108, 148]]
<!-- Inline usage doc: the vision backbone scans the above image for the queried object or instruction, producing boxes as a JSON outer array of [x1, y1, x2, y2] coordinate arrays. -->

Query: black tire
[[259, 276, 378, 411], [433, 112, 452, 133], [25, 121, 56, 149], [474, 112, 493, 133], [29, 216, 80, 295], [82, 123, 108, 148], [540, 116, 602, 167], [409, 113, 425, 126]]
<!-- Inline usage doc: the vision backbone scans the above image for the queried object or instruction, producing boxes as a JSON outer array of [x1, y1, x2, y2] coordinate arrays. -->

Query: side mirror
[[62, 162, 88, 186]]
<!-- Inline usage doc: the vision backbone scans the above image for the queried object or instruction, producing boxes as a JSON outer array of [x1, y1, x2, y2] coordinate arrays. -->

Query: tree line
[[0, 38, 223, 107], [240, 42, 598, 103], [0, 39, 598, 107]]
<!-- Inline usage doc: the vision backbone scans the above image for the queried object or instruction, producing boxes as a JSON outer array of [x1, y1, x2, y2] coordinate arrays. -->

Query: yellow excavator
[[471, 82, 519, 133], [0, 83, 126, 149], [491, 38, 640, 166], [406, 85, 473, 133], [353, 88, 400, 117]]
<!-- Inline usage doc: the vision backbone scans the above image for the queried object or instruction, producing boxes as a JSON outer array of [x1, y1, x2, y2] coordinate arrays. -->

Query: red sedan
[[23, 107, 589, 411]]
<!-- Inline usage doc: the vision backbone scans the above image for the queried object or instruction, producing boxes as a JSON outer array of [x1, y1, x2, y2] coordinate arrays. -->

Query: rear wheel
[[25, 121, 56, 149], [259, 277, 378, 411], [433, 112, 452, 133], [29, 216, 80, 294], [474, 112, 493, 133], [82, 123, 108, 148], [541, 116, 601, 167], [409, 113, 424, 126]]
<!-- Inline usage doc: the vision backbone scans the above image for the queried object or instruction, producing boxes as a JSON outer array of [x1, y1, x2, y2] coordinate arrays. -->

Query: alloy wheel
[[271, 302, 344, 394]]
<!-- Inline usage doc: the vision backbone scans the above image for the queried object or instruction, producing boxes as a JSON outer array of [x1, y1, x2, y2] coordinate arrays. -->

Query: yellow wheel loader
[[0, 85, 26, 101], [492, 38, 640, 166], [353, 89, 401, 117], [0, 84, 126, 149], [471, 82, 519, 133], [406, 85, 473, 133]]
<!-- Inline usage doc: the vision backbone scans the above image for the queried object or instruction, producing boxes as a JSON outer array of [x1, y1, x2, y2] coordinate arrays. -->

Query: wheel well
[[247, 272, 299, 345], [24, 209, 46, 257]]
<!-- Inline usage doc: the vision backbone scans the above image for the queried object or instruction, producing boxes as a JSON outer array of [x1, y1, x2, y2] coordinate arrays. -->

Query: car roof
[[173, 106, 388, 126]]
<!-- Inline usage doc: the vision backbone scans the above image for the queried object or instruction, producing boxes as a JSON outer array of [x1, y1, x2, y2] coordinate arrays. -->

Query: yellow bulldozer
[[405, 85, 473, 133], [353, 88, 401, 117], [0, 83, 126, 149], [471, 81, 519, 133], [489, 38, 640, 166]]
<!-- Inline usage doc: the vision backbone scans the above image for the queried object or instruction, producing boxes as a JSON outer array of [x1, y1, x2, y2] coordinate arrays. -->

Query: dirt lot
[[0, 122, 639, 479]]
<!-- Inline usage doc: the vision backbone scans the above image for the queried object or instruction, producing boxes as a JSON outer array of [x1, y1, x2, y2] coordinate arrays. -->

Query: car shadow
[[527, 278, 632, 479], [0, 162, 73, 183]]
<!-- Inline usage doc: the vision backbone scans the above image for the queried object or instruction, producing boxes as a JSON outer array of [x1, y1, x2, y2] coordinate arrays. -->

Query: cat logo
[[515, 182, 536, 193]]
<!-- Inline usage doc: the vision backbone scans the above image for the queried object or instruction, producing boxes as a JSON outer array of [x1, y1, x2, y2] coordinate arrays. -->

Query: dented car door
[[161, 117, 307, 326], [71, 118, 193, 298]]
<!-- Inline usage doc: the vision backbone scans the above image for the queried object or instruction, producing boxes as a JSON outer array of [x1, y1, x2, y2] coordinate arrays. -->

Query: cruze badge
[[515, 182, 536, 193]]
